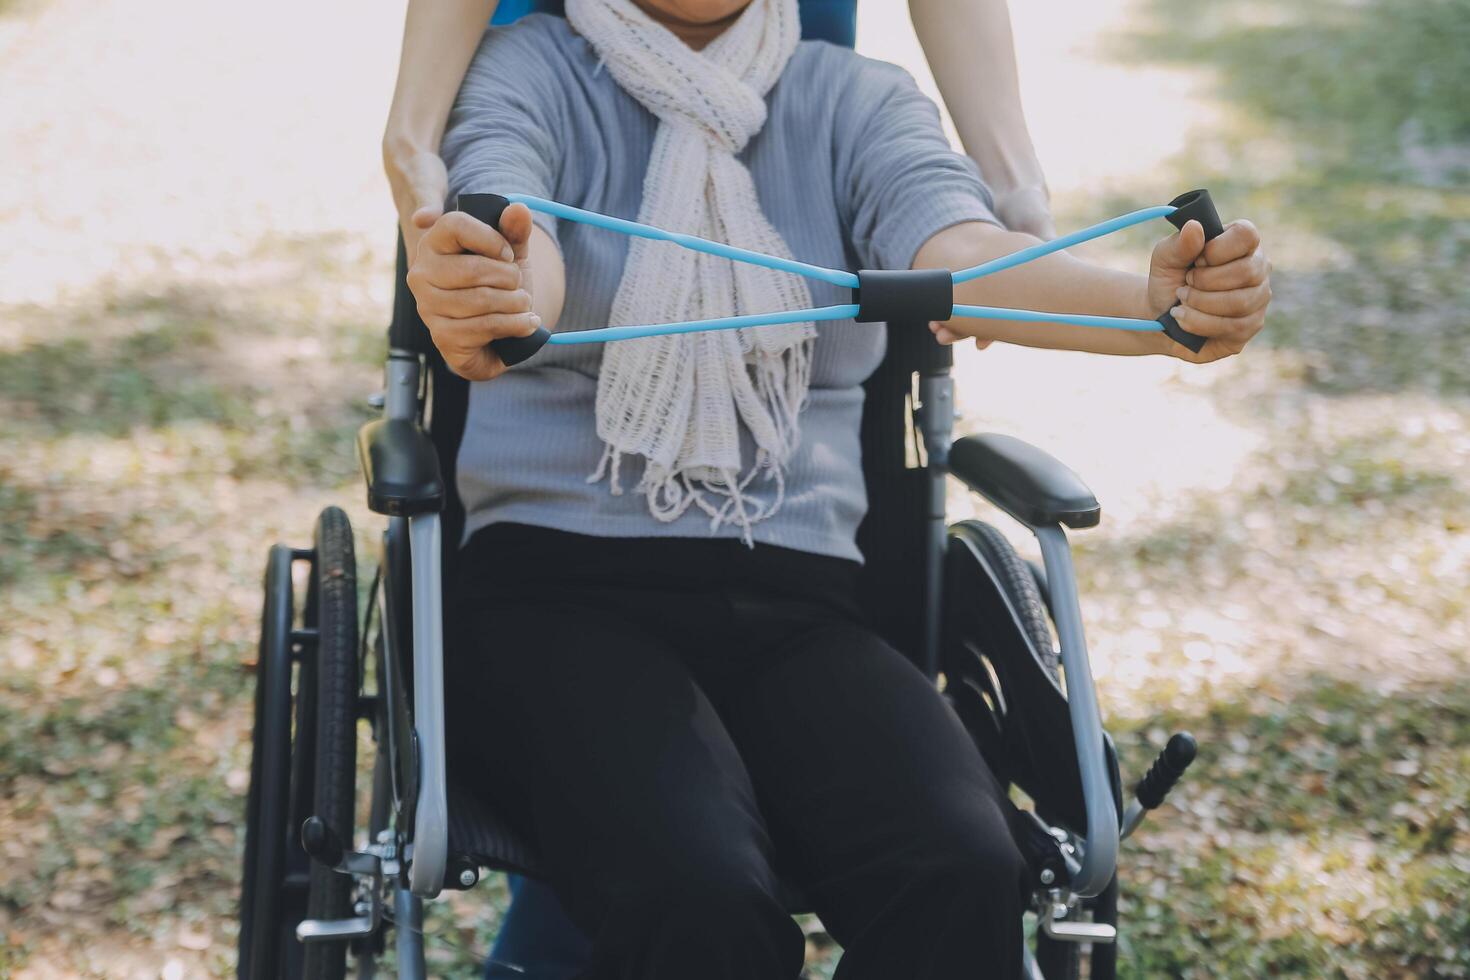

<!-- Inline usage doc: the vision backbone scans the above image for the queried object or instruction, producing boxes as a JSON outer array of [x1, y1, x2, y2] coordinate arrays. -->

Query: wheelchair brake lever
[[296, 824, 399, 944], [301, 814, 345, 868], [1121, 731, 1198, 839]]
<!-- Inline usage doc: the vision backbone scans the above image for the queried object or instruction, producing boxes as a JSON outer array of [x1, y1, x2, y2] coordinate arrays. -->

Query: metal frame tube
[[393, 887, 426, 980], [917, 371, 954, 678], [405, 512, 447, 898], [1034, 524, 1118, 896], [384, 351, 420, 422]]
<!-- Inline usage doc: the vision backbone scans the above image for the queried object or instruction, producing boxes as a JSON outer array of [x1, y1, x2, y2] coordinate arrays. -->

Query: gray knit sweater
[[442, 14, 997, 561]]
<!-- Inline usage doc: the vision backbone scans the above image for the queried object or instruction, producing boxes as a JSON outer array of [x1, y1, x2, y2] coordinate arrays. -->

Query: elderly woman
[[387, 5, 1062, 976], [404, 0, 1270, 976]]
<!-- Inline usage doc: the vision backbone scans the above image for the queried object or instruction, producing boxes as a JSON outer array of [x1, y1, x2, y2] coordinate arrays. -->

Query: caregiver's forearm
[[910, 0, 1045, 197], [384, 0, 497, 157], [915, 221, 1170, 357]]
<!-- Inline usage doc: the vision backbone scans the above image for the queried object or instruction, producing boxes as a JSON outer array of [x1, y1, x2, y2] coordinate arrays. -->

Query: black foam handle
[[853, 268, 954, 324], [1134, 731, 1198, 810], [453, 193, 551, 367], [1157, 189, 1224, 354]]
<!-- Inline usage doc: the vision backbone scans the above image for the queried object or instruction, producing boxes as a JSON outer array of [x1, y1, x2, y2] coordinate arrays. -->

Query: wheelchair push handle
[[1157, 189, 1224, 354], [1134, 731, 1198, 810], [453, 193, 552, 368]]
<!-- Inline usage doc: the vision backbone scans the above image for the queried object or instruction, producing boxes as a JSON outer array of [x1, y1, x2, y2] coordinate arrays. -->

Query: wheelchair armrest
[[357, 419, 445, 516], [948, 433, 1100, 529]]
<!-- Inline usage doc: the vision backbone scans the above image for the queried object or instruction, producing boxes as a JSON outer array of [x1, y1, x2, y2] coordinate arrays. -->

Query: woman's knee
[[896, 812, 1030, 912], [597, 872, 804, 975]]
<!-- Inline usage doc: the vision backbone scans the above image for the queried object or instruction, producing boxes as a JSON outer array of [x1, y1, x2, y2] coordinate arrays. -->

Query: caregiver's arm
[[910, 0, 1053, 238], [915, 217, 1272, 364], [384, 0, 499, 259]]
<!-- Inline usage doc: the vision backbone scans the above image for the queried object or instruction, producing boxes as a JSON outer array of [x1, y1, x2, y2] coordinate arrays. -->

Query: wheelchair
[[235, 214, 1202, 976], [237, 5, 1205, 973]]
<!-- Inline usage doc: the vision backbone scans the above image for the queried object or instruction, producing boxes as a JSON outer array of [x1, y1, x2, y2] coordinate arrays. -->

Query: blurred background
[[1, 0, 1466, 976]]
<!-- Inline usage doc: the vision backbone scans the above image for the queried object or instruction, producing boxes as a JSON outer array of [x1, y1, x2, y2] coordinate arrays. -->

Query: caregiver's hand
[[386, 145, 450, 262], [991, 185, 1056, 240], [407, 203, 542, 382], [1147, 218, 1272, 364]]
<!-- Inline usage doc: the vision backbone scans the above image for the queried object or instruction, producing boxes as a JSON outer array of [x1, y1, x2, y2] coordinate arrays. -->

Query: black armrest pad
[[357, 419, 445, 517], [948, 433, 1099, 529]]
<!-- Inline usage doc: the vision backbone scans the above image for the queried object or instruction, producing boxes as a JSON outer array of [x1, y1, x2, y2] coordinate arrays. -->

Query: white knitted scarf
[[566, 0, 813, 539]]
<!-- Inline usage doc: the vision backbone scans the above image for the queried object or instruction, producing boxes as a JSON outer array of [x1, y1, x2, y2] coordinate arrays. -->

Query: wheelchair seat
[[446, 782, 540, 879]]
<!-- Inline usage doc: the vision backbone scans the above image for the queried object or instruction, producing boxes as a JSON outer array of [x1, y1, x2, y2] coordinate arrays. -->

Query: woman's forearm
[[384, 0, 498, 158], [915, 221, 1170, 357], [909, 0, 1044, 193]]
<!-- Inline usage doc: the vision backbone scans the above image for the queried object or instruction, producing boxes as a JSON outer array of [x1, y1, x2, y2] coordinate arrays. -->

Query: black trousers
[[447, 525, 1026, 980]]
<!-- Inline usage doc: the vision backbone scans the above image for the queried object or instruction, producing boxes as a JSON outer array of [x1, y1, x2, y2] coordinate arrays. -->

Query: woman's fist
[[406, 203, 542, 381], [1148, 218, 1272, 363]]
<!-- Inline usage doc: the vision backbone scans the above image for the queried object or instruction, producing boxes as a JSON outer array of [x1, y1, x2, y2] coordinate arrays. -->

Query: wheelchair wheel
[[239, 544, 301, 980], [956, 524, 1080, 980], [301, 506, 360, 980], [238, 509, 361, 980], [1035, 932, 1082, 980], [964, 521, 1057, 676]]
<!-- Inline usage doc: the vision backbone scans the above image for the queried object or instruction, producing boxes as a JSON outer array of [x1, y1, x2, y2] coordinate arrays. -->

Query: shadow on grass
[[1109, 0, 1470, 396], [0, 315, 244, 438], [2, 269, 379, 460], [1, 271, 380, 439]]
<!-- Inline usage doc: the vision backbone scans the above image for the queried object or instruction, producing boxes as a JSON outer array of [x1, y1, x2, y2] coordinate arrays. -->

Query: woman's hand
[[1147, 218, 1272, 363], [407, 202, 542, 381]]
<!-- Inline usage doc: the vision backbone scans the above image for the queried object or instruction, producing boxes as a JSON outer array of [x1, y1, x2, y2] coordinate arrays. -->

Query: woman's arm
[[910, 0, 1053, 238], [915, 218, 1272, 363], [384, 0, 499, 259]]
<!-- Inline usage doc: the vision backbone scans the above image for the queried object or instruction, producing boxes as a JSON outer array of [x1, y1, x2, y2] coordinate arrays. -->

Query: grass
[[1110, 0, 1470, 397], [1, 0, 1467, 975], [1073, 1, 1470, 975], [1110, 682, 1470, 978], [0, 237, 388, 975]]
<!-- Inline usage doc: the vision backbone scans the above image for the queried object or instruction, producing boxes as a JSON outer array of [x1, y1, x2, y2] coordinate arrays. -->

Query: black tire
[[239, 546, 299, 980], [1035, 931, 1084, 980], [302, 507, 360, 980], [966, 521, 1059, 679]]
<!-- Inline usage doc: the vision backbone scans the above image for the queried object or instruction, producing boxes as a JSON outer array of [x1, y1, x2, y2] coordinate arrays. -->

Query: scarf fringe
[[568, 0, 810, 542]]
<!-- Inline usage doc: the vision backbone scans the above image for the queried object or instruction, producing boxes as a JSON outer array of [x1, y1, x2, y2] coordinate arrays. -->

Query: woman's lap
[[447, 525, 1024, 975]]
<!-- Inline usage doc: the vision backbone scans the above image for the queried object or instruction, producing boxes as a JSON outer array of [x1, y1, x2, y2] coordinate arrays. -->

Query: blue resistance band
[[460, 189, 1224, 362]]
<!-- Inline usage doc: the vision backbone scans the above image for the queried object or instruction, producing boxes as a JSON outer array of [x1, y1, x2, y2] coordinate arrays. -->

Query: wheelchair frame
[[242, 320, 1199, 978]]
